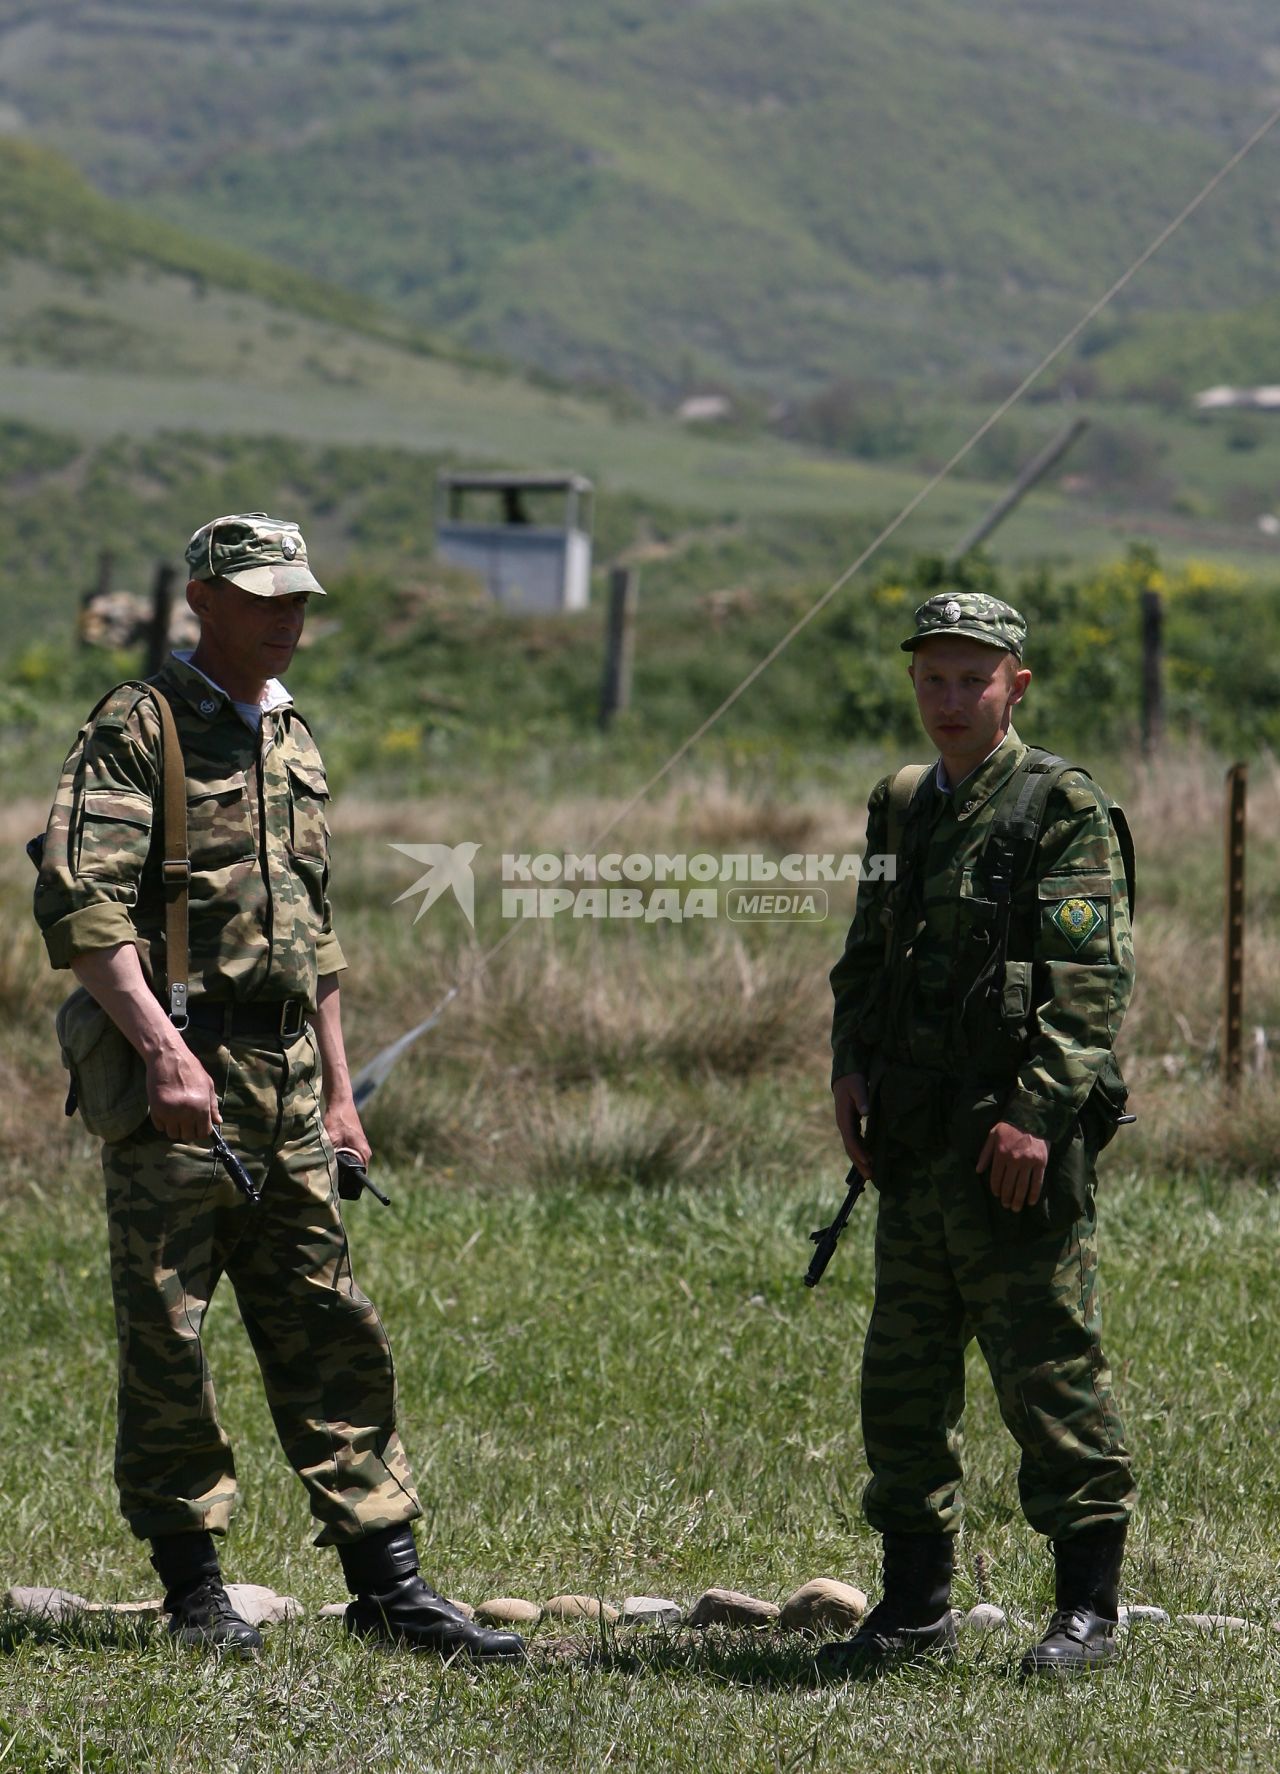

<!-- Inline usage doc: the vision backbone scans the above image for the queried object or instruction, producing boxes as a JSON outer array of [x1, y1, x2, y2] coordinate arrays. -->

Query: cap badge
[[198, 697, 218, 716], [942, 600, 962, 623], [280, 535, 299, 560]]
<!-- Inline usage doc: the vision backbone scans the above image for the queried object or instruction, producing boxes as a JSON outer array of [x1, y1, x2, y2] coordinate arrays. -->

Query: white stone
[[1118, 1605, 1169, 1626], [541, 1594, 619, 1623], [961, 1603, 1008, 1634], [3, 1586, 165, 1624], [319, 1601, 349, 1619], [621, 1596, 683, 1626], [1177, 1613, 1251, 1632], [5, 1586, 92, 1621], [475, 1597, 543, 1627], [687, 1588, 780, 1628], [221, 1583, 302, 1626], [779, 1579, 867, 1634]]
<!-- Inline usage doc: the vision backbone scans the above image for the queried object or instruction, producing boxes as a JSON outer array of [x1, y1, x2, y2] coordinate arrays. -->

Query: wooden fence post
[[145, 562, 175, 677], [598, 567, 638, 731], [1223, 762, 1247, 1092], [1140, 588, 1164, 756]]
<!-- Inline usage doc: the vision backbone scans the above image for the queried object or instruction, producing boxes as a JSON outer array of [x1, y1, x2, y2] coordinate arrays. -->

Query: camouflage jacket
[[34, 654, 345, 1009], [829, 728, 1134, 1143]]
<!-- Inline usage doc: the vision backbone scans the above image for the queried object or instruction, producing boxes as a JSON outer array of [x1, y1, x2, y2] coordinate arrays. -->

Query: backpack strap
[[1107, 804, 1137, 918], [882, 763, 930, 964], [886, 763, 929, 863], [966, 748, 1137, 1022], [962, 750, 1074, 1018]]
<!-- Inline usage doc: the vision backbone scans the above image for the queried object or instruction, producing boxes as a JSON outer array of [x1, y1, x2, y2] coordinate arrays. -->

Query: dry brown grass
[[5, 745, 1278, 1194]]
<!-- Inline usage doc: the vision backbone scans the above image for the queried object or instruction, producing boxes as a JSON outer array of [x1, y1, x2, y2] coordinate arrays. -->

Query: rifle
[[804, 1164, 867, 1288]]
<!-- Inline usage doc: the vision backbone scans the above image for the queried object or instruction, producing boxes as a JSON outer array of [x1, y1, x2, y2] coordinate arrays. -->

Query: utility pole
[[949, 416, 1089, 560]]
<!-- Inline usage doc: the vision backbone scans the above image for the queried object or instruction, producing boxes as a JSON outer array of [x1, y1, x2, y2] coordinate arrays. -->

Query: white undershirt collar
[[174, 649, 292, 732]]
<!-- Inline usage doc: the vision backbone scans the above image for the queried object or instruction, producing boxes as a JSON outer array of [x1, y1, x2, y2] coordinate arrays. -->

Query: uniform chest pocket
[[285, 757, 329, 861], [953, 893, 998, 954], [74, 787, 153, 885], [186, 772, 256, 869]]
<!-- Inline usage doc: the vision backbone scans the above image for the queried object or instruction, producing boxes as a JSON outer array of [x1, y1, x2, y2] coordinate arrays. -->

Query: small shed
[[434, 471, 594, 613]]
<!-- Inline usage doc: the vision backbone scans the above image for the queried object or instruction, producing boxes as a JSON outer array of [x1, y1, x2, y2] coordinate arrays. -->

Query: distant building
[[676, 394, 733, 424], [434, 471, 594, 613], [1194, 385, 1280, 412]]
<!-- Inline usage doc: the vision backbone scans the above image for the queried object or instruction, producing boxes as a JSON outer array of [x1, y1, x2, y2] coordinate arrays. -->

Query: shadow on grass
[[0, 1608, 157, 1654], [531, 1627, 991, 1690]]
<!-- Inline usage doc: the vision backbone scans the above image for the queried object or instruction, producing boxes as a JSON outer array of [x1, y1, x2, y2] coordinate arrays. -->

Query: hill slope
[[2, 0, 1278, 396]]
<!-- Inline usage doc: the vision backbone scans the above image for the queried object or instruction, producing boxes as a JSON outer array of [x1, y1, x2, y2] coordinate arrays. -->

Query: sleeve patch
[[1046, 896, 1106, 950]]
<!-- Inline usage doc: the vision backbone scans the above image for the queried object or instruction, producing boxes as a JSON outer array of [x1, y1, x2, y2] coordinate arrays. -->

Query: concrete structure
[[434, 471, 594, 613], [1194, 385, 1280, 413]]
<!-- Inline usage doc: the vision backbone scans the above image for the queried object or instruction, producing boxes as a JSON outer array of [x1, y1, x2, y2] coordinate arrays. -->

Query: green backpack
[[884, 750, 1135, 1148]]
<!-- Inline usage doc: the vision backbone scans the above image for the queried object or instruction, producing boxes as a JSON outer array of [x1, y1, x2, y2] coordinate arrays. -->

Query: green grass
[[1, 1167, 1279, 1772], [7, 1, 1279, 398]]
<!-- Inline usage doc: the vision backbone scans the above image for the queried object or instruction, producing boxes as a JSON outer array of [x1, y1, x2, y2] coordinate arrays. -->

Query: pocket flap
[[82, 787, 152, 830], [285, 757, 329, 798], [188, 770, 249, 806], [1038, 872, 1112, 901]]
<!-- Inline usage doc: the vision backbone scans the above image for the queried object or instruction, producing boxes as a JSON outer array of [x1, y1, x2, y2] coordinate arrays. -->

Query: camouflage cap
[[901, 590, 1026, 659], [184, 511, 326, 598]]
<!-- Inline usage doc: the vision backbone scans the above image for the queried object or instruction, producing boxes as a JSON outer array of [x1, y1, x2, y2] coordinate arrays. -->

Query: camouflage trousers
[[860, 1135, 1134, 1541], [101, 1027, 421, 1546]]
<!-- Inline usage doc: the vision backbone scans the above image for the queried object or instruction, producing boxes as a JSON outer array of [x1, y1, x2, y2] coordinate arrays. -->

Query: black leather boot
[[1020, 1521, 1126, 1675], [340, 1526, 526, 1663], [817, 1533, 957, 1676], [150, 1531, 263, 1656]]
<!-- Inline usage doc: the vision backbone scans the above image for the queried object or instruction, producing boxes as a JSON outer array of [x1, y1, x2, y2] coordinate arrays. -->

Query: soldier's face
[[188, 580, 310, 681], [909, 637, 1030, 771]]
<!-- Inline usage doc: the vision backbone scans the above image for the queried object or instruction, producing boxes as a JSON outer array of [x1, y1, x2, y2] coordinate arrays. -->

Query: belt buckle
[[279, 1000, 306, 1040]]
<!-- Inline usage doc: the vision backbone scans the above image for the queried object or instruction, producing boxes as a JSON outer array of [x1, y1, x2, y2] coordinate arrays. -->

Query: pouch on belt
[[55, 987, 150, 1143]]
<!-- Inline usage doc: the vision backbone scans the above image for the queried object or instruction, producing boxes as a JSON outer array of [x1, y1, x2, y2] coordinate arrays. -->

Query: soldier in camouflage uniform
[[822, 591, 1135, 1677], [34, 513, 523, 1662]]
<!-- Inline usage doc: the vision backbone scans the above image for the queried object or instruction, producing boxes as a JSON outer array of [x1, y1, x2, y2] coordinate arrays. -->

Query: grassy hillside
[[2, 133, 1279, 670], [2, 0, 1278, 398]]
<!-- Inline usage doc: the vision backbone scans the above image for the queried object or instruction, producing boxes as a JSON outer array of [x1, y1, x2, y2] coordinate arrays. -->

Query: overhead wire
[[352, 100, 1280, 1107]]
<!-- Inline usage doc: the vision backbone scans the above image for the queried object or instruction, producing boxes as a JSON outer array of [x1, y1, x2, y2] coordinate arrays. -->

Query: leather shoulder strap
[[148, 689, 191, 1028]]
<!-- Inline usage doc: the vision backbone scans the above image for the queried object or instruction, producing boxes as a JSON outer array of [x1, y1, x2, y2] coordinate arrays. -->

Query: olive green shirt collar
[[935, 726, 1027, 822]]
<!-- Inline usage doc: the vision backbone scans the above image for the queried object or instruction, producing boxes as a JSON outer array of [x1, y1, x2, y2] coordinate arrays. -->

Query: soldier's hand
[[832, 1072, 874, 1181], [976, 1121, 1048, 1212], [324, 1101, 371, 1168], [146, 1041, 221, 1143]]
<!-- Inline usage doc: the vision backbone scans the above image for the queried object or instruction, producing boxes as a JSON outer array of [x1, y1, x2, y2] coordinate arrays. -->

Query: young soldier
[[825, 590, 1135, 1676], [34, 513, 523, 1662]]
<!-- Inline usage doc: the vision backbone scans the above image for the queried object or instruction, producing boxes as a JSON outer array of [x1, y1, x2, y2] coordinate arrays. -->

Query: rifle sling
[[151, 689, 191, 1029]]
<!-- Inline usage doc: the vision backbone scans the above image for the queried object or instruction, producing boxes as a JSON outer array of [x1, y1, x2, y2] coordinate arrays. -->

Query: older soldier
[[34, 513, 523, 1662], [824, 590, 1135, 1677]]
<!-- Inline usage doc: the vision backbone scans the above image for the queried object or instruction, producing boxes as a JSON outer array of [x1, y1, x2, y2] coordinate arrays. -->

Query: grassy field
[[3, 620, 1280, 1769], [3, 736, 1280, 1768], [2, 1167, 1280, 1773]]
